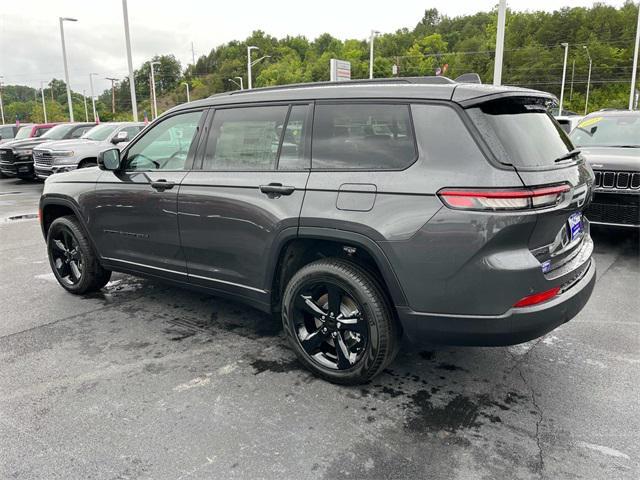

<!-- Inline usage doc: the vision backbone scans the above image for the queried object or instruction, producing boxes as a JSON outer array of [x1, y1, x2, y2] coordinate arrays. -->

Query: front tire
[[47, 216, 111, 294], [282, 258, 399, 385]]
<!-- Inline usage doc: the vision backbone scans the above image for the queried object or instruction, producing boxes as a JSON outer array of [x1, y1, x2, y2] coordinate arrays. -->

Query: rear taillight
[[513, 287, 561, 308], [438, 184, 570, 211]]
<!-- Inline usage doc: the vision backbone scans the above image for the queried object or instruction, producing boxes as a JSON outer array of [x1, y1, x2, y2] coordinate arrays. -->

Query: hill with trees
[[1, 2, 638, 123]]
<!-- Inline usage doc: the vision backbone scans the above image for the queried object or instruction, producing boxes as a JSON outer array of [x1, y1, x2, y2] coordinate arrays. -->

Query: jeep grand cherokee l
[[569, 110, 640, 227], [39, 79, 596, 384]]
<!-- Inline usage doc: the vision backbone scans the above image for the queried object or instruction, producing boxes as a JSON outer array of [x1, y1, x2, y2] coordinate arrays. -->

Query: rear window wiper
[[554, 149, 581, 163]]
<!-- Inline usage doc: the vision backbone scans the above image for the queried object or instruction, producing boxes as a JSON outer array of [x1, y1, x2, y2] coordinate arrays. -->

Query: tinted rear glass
[[468, 98, 573, 168], [569, 115, 640, 148], [312, 103, 416, 170]]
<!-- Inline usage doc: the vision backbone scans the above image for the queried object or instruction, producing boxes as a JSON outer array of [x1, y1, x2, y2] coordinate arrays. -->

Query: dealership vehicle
[[15, 123, 56, 139], [0, 125, 20, 144], [0, 122, 95, 178], [570, 110, 640, 227], [39, 79, 596, 384], [34, 122, 144, 179]]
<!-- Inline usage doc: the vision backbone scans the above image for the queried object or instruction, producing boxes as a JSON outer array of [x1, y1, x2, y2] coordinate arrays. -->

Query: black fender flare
[[39, 195, 100, 256]]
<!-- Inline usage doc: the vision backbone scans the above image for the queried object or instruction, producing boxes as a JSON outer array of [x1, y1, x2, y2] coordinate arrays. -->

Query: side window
[[203, 106, 288, 171], [278, 105, 310, 170], [125, 111, 203, 171], [35, 127, 51, 137], [71, 127, 88, 139], [121, 126, 141, 140], [312, 103, 416, 170]]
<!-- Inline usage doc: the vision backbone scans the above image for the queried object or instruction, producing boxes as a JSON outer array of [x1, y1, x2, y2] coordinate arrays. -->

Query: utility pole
[[40, 81, 47, 123], [630, 2, 640, 110], [583, 46, 592, 115], [59, 17, 78, 122], [89, 73, 98, 122], [182, 82, 190, 102], [559, 43, 569, 116], [0, 77, 5, 124], [122, 0, 138, 121], [247, 46, 258, 90], [493, 0, 507, 86], [150, 61, 160, 119], [83, 90, 88, 121], [369, 30, 380, 79], [569, 58, 575, 102], [106, 77, 118, 114]]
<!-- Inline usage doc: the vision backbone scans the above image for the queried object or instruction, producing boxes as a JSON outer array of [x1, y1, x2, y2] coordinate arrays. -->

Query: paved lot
[[0, 176, 638, 480]]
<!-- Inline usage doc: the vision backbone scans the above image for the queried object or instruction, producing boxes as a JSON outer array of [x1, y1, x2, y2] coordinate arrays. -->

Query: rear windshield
[[569, 115, 640, 148], [467, 98, 573, 168], [82, 124, 118, 141]]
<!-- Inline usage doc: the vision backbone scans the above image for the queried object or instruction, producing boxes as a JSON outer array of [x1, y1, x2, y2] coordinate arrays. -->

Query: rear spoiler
[[453, 88, 558, 108]]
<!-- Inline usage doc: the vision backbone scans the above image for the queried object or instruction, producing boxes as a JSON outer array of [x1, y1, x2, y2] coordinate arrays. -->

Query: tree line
[[2, 2, 638, 123]]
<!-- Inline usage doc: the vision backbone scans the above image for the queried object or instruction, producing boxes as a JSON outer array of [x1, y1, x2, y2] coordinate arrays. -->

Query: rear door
[[178, 103, 312, 299], [466, 97, 594, 269]]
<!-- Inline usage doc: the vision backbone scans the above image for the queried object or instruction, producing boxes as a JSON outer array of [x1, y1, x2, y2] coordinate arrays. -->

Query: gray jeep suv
[[39, 79, 596, 384]]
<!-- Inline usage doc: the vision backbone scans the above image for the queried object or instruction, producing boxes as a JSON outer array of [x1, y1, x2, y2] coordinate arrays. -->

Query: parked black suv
[[40, 79, 596, 384]]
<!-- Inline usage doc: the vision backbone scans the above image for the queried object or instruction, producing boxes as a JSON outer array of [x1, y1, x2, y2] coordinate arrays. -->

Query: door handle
[[259, 183, 295, 197], [150, 179, 175, 191]]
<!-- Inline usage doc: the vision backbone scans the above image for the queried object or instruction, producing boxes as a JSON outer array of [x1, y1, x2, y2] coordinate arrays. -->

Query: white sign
[[330, 59, 351, 82]]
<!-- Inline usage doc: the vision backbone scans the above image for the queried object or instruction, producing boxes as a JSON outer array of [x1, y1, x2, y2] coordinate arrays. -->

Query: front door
[[178, 103, 311, 300], [90, 109, 206, 280]]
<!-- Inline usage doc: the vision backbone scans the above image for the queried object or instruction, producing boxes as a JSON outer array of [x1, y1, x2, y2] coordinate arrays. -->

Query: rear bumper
[[396, 259, 596, 346]]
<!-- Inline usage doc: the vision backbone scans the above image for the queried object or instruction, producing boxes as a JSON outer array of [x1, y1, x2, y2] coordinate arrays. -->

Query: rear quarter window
[[467, 98, 573, 168], [312, 103, 416, 170]]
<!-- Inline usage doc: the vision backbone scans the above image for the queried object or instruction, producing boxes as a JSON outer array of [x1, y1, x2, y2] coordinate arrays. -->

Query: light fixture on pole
[[228, 78, 242, 90], [182, 82, 190, 102], [630, 3, 640, 110], [150, 61, 160, 119], [559, 42, 569, 116], [59, 17, 78, 122], [583, 46, 592, 115], [122, 0, 138, 121], [247, 46, 259, 90], [89, 73, 98, 122], [0, 76, 5, 125], [369, 30, 380, 79], [234, 76, 244, 90], [40, 81, 48, 123], [493, 0, 507, 86], [83, 90, 89, 122]]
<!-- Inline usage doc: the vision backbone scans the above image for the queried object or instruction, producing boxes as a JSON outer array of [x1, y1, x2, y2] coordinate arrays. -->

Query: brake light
[[513, 287, 561, 308], [438, 184, 570, 211]]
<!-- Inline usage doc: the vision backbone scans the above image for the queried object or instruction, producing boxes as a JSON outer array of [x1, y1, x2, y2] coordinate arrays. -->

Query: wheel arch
[[268, 226, 407, 313], [77, 157, 98, 168], [40, 196, 99, 255]]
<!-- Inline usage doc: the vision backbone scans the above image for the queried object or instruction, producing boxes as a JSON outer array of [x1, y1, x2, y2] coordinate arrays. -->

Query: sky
[[0, 0, 630, 96]]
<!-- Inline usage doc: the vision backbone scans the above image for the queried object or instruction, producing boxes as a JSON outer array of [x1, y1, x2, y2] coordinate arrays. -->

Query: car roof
[[585, 109, 640, 117], [169, 78, 553, 114]]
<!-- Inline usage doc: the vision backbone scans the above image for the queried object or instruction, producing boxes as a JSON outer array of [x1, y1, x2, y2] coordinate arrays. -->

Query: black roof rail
[[209, 76, 457, 98]]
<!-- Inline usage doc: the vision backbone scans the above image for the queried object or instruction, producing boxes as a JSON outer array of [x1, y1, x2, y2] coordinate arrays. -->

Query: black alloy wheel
[[50, 226, 84, 287], [292, 282, 369, 370]]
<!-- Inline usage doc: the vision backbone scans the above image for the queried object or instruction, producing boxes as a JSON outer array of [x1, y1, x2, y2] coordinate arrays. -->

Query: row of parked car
[[0, 121, 145, 180]]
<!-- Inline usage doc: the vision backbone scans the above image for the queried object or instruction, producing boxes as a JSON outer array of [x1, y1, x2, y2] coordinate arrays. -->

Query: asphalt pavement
[[0, 176, 638, 480]]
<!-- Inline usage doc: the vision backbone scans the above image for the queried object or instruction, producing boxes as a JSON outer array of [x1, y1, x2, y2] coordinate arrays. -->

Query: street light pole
[[89, 73, 97, 122], [59, 17, 77, 122], [247, 46, 258, 90], [559, 42, 569, 116], [630, 3, 640, 110], [83, 90, 88, 121], [122, 0, 138, 121], [583, 46, 592, 115], [40, 81, 47, 123], [150, 61, 160, 119], [493, 0, 507, 86], [369, 30, 380, 79], [235, 76, 244, 90], [182, 82, 190, 102]]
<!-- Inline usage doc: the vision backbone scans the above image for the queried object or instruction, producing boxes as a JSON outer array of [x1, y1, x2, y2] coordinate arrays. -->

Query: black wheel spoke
[[52, 239, 67, 253], [296, 294, 326, 318], [339, 319, 367, 336], [334, 332, 352, 369], [69, 261, 81, 282], [326, 284, 342, 316], [300, 328, 325, 355], [55, 257, 70, 278]]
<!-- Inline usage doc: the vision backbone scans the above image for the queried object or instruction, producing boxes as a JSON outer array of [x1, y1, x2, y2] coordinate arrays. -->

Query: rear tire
[[282, 258, 399, 385], [47, 216, 111, 294]]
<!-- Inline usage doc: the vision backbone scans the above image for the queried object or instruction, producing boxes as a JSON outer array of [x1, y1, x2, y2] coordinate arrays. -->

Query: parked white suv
[[34, 122, 144, 179]]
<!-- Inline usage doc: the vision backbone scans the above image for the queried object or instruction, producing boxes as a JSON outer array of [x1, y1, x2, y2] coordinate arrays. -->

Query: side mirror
[[98, 147, 121, 171], [112, 131, 129, 144]]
